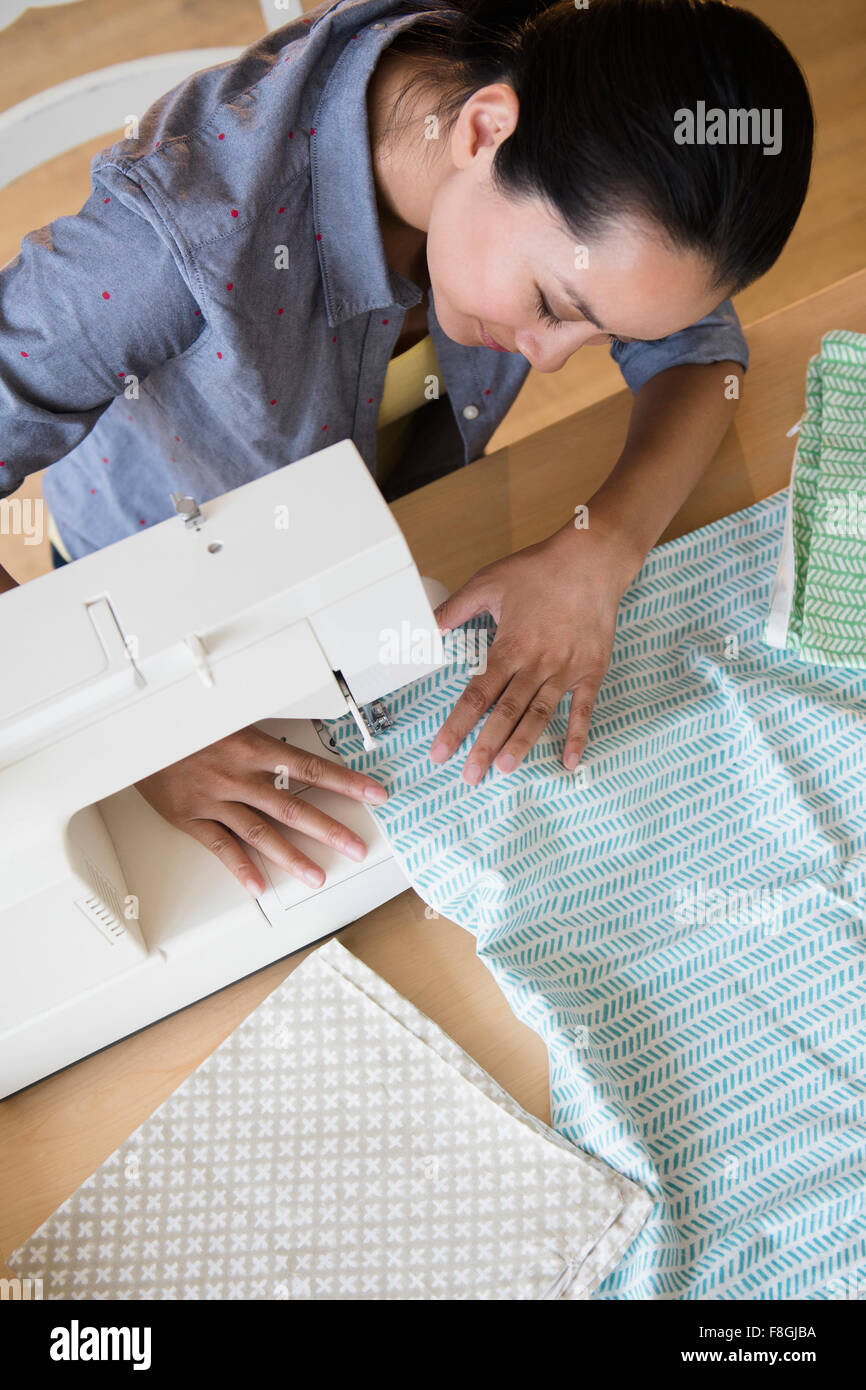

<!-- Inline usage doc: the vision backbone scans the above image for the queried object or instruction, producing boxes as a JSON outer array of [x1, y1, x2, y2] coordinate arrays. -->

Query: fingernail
[[563, 752, 579, 771], [430, 740, 450, 762], [303, 867, 325, 888], [345, 840, 366, 862], [364, 783, 388, 803], [242, 875, 263, 898], [464, 762, 483, 784], [496, 752, 516, 773]]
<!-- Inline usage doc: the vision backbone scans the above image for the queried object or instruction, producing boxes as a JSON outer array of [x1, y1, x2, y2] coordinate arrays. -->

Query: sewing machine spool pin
[[170, 492, 205, 529]]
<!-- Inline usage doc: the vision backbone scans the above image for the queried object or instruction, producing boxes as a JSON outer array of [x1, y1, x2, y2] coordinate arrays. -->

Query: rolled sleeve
[[0, 161, 204, 497], [609, 298, 749, 396]]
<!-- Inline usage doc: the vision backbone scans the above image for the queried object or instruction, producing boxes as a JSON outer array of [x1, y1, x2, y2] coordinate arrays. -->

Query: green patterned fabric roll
[[765, 330, 866, 669]]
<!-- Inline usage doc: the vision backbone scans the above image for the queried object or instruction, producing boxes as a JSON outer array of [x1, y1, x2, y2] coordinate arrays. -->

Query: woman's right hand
[[134, 723, 389, 898]]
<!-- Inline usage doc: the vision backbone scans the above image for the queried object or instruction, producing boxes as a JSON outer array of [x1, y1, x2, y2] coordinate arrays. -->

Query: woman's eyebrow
[[551, 275, 659, 345], [552, 275, 609, 330]]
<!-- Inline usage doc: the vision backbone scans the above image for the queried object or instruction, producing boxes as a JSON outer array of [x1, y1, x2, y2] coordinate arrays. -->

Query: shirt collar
[[311, 6, 429, 325]]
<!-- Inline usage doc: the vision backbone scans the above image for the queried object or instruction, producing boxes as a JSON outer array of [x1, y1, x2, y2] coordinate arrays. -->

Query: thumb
[[434, 576, 490, 632]]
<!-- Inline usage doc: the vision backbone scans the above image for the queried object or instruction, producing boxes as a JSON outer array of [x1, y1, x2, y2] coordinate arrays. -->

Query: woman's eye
[[535, 292, 564, 329]]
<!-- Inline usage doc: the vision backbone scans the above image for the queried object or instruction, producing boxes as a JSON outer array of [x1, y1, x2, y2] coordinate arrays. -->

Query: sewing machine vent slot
[[74, 858, 128, 945]]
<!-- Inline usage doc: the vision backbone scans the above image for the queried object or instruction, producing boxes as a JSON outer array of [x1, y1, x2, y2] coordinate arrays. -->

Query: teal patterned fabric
[[327, 491, 866, 1299]]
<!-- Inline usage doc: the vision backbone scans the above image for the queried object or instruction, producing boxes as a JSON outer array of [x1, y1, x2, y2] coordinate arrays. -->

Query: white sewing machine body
[[0, 440, 445, 1098]]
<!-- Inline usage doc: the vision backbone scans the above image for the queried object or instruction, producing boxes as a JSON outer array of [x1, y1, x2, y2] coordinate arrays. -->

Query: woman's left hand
[[429, 519, 644, 783]]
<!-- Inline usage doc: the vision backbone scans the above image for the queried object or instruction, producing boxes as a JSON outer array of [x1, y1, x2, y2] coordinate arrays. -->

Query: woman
[[0, 0, 813, 896]]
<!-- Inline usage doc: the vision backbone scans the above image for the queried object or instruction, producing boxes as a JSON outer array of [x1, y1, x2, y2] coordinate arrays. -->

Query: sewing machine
[[0, 440, 447, 1098]]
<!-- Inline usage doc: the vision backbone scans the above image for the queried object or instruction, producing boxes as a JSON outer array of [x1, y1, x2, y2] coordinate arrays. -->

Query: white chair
[[1, 0, 86, 21], [0, 0, 83, 21], [0, 0, 304, 190]]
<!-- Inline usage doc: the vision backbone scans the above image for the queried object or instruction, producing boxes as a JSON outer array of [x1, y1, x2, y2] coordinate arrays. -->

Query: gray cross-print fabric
[[8, 938, 653, 1300]]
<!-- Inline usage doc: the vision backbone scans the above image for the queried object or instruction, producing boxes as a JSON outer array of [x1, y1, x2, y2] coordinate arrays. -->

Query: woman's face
[[427, 188, 726, 372], [376, 72, 731, 371]]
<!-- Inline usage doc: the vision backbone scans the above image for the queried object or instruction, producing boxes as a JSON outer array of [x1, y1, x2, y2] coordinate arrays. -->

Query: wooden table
[[2, 269, 865, 1280]]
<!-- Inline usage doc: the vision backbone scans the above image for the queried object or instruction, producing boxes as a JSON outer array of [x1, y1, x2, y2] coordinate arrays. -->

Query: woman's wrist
[[548, 488, 649, 593], [575, 360, 744, 571]]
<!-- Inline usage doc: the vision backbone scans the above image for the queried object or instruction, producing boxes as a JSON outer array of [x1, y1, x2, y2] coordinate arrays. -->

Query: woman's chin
[[440, 309, 484, 347], [427, 291, 475, 346]]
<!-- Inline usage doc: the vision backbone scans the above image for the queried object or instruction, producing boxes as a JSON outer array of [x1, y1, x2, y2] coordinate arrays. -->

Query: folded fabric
[[325, 491, 866, 1300], [766, 329, 866, 668], [8, 938, 652, 1301]]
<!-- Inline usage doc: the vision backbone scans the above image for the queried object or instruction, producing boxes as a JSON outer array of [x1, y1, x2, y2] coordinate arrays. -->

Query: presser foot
[[334, 672, 393, 751]]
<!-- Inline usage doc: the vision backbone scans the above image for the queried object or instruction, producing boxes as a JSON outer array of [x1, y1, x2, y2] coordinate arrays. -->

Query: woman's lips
[[478, 320, 509, 351]]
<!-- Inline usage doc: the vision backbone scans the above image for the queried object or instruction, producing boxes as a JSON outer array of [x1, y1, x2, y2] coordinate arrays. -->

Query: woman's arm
[[0, 171, 204, 500], [430, 357, 745, 780], [573, 358, 745, 568], [0, 172, 206, 593]]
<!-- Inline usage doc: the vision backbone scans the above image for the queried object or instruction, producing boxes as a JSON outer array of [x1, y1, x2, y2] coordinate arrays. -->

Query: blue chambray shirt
[[0, 0, 749, 562]]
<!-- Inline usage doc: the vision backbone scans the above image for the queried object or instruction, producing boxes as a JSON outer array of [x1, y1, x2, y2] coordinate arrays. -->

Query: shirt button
[[462, 404, 479, 420]]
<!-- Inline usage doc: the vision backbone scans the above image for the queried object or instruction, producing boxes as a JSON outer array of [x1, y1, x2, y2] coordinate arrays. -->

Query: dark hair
[[382, 0, 814, 296]]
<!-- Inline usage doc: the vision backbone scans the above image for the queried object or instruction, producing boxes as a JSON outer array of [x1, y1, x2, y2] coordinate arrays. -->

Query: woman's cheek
[[428, 250, 472, 329]]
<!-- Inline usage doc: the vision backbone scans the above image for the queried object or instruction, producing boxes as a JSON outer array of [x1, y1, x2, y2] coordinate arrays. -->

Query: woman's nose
[[513, 321, 602, 371]]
